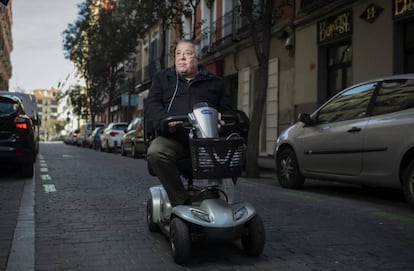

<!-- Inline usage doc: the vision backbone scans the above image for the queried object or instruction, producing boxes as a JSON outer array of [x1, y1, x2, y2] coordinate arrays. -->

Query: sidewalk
[[258, 156, 275, 172]]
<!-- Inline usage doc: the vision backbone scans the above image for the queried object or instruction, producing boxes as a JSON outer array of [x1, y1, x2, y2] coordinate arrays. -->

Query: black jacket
[[145, 65, 233, 143]]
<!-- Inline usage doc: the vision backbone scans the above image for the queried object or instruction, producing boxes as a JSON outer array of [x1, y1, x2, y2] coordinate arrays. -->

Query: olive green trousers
[[146, 136, 190, 206]]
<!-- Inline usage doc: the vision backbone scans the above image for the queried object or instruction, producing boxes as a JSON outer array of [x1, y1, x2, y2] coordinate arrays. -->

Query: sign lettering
[[318, 11, 352, 44], [360, 3, 383, 24], [394, 0, 414, 18]]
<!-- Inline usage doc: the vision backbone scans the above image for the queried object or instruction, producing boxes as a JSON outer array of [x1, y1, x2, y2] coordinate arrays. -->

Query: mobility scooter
[[145, 102, 265, 264]]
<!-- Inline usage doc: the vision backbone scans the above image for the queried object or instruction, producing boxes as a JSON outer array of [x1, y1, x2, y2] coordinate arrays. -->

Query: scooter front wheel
[[170, 217, 191, 265], [241, 214, 265, 256], [146, 198, 159, 232]]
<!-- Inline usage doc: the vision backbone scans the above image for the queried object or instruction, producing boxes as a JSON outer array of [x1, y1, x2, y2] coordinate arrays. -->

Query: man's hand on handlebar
[[168, 120, 225, 133], [168, 121, 183, 133]]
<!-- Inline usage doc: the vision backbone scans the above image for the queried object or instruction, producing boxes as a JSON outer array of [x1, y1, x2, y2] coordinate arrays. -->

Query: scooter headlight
[[233, 206, 248, 221], [191, 209, 212, 223]]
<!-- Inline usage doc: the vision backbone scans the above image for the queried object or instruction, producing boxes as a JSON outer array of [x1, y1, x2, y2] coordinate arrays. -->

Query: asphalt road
[[1, 142, 414, 270]]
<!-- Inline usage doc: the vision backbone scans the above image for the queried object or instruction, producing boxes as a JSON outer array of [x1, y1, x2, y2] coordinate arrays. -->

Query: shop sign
[[393, 0, 414, 19], [318, 10, 352, 44], [360, 3, 384, 24]]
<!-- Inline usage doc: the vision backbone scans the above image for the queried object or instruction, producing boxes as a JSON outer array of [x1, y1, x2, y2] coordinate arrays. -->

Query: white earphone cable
[[167, 71, 179, 113]]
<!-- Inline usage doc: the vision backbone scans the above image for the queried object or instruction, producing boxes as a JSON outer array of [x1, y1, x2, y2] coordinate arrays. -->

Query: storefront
[[291, 0, 407, 125]]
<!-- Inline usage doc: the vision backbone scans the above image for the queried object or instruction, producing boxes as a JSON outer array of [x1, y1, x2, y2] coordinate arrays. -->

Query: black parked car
[[0, 90, 40, 155], [0, 94, 36, 177]]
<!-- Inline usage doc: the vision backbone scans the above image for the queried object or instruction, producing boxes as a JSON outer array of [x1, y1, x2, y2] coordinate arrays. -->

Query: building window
[[327, 42, 352, 98]]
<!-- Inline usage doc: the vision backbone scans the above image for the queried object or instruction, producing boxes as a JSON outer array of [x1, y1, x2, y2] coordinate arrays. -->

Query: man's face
[[175, 42, 199, 79]]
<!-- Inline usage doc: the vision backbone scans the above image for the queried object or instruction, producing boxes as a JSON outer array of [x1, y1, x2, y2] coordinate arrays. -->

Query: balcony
[[198, 7, 249, 57]]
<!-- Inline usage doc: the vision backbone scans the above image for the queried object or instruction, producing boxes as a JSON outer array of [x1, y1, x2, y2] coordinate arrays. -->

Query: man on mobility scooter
[[144, 39, 265, 264]]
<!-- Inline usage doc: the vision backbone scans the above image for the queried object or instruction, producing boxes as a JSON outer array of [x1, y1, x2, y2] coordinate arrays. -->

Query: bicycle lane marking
[[39, 156, 56, 193]]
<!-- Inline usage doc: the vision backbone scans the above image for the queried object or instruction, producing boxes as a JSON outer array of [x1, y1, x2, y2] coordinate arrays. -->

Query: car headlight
[[191, 209, 212, 223], [233, 206, 247, 221]]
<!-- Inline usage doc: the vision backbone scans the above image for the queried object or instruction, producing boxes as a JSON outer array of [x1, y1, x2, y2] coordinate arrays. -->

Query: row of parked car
[[64, 116, 146, 158], [64, 109, 251, 160]]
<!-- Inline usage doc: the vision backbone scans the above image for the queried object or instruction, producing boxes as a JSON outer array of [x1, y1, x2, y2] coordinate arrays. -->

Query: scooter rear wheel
[[241, 214, 265, 256], [146, 198, 159, 232], [170, 217, 191, 265]]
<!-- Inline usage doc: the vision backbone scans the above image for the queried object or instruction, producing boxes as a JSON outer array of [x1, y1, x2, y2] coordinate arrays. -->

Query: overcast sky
[[9, 0, 84, 92]]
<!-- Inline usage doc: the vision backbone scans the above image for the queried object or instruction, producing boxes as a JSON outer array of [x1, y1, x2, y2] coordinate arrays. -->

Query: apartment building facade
[[130, 0, 295, 156], [33, 88, 62, 140]]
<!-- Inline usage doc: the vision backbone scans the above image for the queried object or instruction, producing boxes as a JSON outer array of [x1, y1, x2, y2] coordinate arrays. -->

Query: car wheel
[[276, 147, 305, 189], [241, 214, 265, 257], [402, 160, 414, 209], [170, 218, 191, 265], [146, 198, 159, 232], [121, 143, 127, 156], [21, 163, 34, 178]]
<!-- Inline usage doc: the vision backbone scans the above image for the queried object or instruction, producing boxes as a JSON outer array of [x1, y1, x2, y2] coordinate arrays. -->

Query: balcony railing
[[198, 6, 249, 57]]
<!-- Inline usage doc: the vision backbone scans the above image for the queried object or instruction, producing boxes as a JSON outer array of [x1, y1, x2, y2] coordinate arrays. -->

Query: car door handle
[[348, 127, 361, 133]]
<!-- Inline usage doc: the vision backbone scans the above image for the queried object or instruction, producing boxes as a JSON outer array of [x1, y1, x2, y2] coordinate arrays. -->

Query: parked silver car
[[274, 74, 414, 209]]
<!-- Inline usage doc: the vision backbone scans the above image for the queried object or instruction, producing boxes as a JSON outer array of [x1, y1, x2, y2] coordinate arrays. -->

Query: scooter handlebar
[[161, 115, 190, 131], [220, 112, 239, 127]]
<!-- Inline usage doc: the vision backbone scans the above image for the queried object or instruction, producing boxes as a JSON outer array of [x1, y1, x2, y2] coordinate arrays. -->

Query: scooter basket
[[189, 137, 245, 179]]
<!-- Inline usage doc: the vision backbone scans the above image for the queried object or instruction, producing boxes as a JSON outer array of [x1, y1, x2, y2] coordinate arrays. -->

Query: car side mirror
[[298, 113, 315, 126]]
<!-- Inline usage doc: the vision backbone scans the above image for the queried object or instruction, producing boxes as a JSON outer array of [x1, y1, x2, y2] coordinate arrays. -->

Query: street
[[1, 142, 414, 270]]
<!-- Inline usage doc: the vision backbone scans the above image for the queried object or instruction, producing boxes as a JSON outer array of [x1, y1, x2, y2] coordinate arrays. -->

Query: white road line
[[40, 174, 51, 181], [43, 184, 56, 193]]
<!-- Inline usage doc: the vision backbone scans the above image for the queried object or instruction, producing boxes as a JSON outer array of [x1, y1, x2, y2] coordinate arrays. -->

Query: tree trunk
[[241, 0, 274, 177], [245, 65, 268, 177]]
